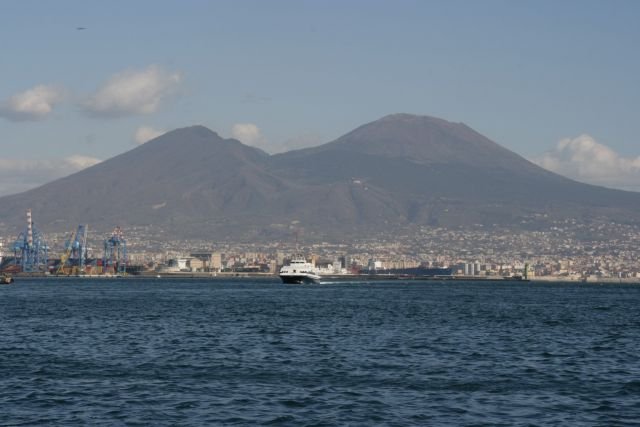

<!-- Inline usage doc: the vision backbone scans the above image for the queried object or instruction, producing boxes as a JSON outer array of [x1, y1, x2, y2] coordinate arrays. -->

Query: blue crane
[[57, 225, 89, 274], [12, 209, 49, 273], [103, 226, 127, 275]]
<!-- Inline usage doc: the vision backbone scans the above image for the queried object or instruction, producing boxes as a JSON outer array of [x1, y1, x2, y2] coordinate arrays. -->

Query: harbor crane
[[57, 225, 88, 275], [103, 226, 127, 275], [12, 209, 49, 272]]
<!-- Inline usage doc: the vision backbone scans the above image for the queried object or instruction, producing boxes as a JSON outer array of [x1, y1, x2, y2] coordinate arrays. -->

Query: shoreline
[[6, 271, 640, 284]]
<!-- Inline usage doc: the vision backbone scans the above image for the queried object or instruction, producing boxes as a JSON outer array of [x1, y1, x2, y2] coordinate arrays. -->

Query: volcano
[[1, 114, 639, 240]]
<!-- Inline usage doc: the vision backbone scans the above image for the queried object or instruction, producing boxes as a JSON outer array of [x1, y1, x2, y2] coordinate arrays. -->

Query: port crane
[[12, 209, 49, 272], [103, 226, 127, 275], [56, 225, 88, 275]]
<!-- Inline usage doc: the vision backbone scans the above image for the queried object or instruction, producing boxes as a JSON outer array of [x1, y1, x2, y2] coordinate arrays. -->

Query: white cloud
[[230, 124, 323, 154], [231, 123, 322, 154], [0, 155, 101, 196], [277, 132, 323, 153], [134, 126, 166, 144], [83, 65, 181, 117], [0, 85, 64, 121], [231, 123, 267, 149], [535, 134, 640, 192], [65, 155, 102, 169]]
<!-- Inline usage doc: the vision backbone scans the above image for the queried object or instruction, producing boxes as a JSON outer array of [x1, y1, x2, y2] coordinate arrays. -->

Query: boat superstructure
[[279, 257, 321, 284]]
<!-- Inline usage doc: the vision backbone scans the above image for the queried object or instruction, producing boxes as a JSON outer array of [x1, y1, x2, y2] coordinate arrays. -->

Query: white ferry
[[279, 257, 321, 284]]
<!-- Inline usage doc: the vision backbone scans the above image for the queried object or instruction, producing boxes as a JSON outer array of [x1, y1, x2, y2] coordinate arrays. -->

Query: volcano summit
[[1, 114, 639, 240]]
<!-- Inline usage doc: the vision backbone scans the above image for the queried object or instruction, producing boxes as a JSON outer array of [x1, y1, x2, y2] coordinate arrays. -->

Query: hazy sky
[[1, 0, 639, 195]]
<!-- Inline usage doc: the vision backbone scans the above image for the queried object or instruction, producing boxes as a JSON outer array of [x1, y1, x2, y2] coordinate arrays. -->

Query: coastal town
[[1, 214, 638, 282]]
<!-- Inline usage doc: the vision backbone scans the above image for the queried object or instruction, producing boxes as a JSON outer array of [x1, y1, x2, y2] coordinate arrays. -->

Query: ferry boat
[[279, 257, 321, 284]]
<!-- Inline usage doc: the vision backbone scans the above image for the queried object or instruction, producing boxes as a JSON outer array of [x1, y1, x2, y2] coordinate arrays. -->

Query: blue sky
[[1, 0, 639, 195]]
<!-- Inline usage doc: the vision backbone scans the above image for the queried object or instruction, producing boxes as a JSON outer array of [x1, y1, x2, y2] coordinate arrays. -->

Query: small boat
[[1, 274, 14, 284], [279, 257, 321, 284]]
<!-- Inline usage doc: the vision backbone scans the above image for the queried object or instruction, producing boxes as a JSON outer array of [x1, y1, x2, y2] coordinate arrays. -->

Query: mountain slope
[[270, 114, 640, 228], [1, 115, 639, 240], [0, 126, 290, 236]]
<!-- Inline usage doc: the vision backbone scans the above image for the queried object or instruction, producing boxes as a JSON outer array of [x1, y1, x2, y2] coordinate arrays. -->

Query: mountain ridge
[[1, 114, 639, 240]]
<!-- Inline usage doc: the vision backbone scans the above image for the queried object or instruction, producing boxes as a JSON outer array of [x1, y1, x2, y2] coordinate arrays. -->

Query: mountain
[[1, 115, 640, 241], [0, 126, 290, 239], [271, 114, 640, 229]]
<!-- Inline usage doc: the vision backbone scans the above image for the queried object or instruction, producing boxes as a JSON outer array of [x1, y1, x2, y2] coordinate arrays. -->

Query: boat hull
[[280, 274, 321, 284]]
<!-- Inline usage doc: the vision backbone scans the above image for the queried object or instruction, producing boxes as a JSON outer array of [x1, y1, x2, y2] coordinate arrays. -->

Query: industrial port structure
[[103, 226, 127, 275], [11, 209, 48, 273], [1, 210, 128, 276]]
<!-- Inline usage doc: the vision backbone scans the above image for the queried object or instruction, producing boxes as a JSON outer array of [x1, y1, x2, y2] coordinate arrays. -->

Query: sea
[[1, 278, 639, 426]]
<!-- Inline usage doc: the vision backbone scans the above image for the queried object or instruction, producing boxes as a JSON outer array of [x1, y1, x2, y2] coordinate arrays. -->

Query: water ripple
[[2, 279, 640, 425]]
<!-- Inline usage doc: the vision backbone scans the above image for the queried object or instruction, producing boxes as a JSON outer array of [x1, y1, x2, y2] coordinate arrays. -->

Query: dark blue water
[[2, 278, 640, 426]]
